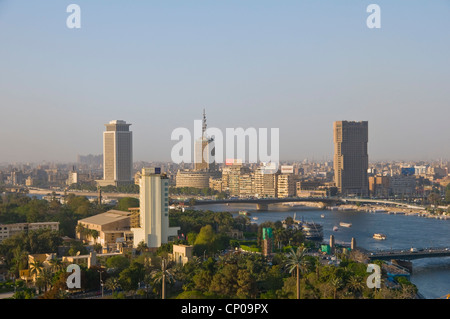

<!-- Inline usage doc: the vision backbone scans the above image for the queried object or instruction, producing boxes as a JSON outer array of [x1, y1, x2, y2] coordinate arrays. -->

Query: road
[[0, 291, 15, 299]]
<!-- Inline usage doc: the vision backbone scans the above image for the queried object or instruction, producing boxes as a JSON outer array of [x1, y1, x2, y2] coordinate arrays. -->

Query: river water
[[193, 203, 450, 299]]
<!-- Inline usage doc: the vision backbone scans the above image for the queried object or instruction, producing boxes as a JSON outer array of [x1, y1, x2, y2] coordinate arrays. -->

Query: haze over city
[[1, 1, 450, 163]]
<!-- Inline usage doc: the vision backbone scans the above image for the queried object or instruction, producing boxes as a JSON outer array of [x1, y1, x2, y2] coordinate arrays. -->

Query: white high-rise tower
[[132, 168, 180, 250]]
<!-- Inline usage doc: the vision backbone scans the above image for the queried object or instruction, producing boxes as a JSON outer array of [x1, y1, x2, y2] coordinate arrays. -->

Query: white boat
[[373, 233, 386, 240], [252, 217, 259, 221], [333, 226, 338, 231], [320, 214, 325, 218], [339, 222, 352, 228]]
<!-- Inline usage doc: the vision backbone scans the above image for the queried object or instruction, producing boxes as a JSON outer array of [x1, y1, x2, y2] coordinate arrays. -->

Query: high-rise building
[[132, 168, 180, 250], [222, 161, 251, 196], [97, 120, 133, 187], [333, 121, 369, 196], [176, 110, 219, 189], [194, 109, 216, 171], [277, 173, 296, 198], [254, 163, 279, 198]]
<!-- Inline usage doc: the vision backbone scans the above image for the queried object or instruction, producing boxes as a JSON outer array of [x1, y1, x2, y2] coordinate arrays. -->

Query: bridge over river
[[173, 196, 426, 211], [367, 247, 450, 261]]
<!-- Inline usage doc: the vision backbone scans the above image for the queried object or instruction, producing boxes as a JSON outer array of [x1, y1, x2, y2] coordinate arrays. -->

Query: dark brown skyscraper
[[333, 121, 368, 196]]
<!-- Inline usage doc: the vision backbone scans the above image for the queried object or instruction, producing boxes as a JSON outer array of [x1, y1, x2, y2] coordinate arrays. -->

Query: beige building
[[239, 173, 254, 197], [209, 176, 223, 192], [175, 170, 212, 189], [254, 164, 278, 198], [20, 253, 56, 282], [194, 137, 215, 171], [369, 175, 390, 197], [221, 162, 251, 196], [333, 121, 369, 196], [0, 222, 59, 243], [277, 173, 296, 198], [76, 210, 132, 249], [296, 189, 327, 197], [97, 120, 133, 187], [62, 251, 122, 268], [170, 244, 194, 265]]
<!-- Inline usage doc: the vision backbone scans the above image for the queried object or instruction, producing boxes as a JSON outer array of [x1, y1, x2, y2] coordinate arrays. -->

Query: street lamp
[[97, 269, 104, 298]]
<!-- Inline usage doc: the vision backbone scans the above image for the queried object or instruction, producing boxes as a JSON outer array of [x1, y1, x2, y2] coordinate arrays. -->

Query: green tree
[[194, 225, 216, 256], [11, 247, 29, 278], [119, 261, 145, 292], [284, 245, 309, 299], [117, 197, 139, 211], [106, 255, 130, 275], [445, 184, 450, 203]]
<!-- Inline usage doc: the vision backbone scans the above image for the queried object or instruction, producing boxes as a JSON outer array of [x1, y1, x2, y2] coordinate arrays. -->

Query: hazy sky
[[1, 1, 449, 164]]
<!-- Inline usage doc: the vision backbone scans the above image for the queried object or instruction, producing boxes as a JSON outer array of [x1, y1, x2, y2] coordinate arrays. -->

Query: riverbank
[[27, 188, 138, 199], [328, 204, 450, 220]]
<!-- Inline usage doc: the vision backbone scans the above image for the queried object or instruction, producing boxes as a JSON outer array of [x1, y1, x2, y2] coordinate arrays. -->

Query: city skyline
[[1, 1, 450, 163]]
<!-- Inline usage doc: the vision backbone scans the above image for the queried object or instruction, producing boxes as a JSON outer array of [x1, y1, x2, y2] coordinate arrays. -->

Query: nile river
[[194, 203, 450, 299]]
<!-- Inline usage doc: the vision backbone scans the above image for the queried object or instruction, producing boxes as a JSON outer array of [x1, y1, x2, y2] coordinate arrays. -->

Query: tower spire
[[202, 108, 207, 138]]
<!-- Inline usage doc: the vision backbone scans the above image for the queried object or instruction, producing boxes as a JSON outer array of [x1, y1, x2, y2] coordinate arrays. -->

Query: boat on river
[[339, 222, 352, 227], [373, 233, 387, 240]]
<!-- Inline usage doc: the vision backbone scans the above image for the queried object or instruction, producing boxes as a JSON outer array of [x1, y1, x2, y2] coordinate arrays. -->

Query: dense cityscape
[[1, 2, 449, 316], [0, 117, 449, 302]]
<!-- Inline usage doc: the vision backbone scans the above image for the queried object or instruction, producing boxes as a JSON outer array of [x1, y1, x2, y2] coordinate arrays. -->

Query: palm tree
[[11, 247, 29, 278], [348, 275, 364, 297], [105, 277, 121, 294], [49, 258, 64, 273], [38, 267, 54, 292], [284, 245, 309, 299], [330, 277, 343, 299], [75, 224, 86, 240], [273, 228, 283, 250], [151, 259, 175, 299], [90, 229, 99, 244], [136, 241, 148, 255], [29, 260, 44, 281]]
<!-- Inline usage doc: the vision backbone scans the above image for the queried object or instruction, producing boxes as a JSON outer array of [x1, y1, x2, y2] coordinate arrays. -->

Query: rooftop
[[78, 210, 131, 226]]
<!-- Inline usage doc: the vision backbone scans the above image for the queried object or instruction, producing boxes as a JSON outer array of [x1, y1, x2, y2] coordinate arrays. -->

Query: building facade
[[175, 170, 212, 189], [132, 168, 180, 250], [254, 163, 278, 198], [0, 222, 59, 243], [333, 121, 369, 196], [76, 210, 132, 249], [97, 120, 133, 187], [369, 175, 390, 197], [277, 173, 296, 198]]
